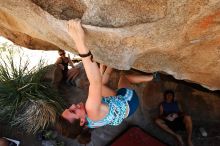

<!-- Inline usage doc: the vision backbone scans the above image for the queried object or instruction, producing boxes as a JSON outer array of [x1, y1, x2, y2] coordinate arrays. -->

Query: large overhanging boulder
[[0, 0, 220, 90]]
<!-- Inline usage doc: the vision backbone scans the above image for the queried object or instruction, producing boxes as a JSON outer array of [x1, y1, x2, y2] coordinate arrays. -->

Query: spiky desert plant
[[12, 100, 58, 133], [0, 44, 66, 133]]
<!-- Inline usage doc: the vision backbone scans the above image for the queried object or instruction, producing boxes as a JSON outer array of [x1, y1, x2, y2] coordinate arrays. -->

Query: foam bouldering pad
[[110, 127, 167, 146]]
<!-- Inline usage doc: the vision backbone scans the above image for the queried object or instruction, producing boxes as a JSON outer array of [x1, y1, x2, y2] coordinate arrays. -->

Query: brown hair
[[58, 49, 65, 53], [163, 90, 175, 102], [56, 116, 91, 144]]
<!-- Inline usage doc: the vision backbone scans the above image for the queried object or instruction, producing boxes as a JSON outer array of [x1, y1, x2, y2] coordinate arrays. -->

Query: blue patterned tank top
[[86, 88, 137, 128]]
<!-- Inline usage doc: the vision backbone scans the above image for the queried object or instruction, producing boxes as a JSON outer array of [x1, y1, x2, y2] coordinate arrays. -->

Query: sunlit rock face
[[0, 0, 220, 90]]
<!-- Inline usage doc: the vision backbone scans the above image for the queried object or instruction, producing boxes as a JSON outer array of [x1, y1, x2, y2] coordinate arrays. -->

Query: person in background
[[0, 138, 8, 146], [155, 90, 193, 146], [55, 49, 80, 85], [0, 137, 20, 146]]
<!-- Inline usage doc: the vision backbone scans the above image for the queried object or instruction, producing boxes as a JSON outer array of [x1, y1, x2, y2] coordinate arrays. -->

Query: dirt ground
[[1, 121, 220, 146]]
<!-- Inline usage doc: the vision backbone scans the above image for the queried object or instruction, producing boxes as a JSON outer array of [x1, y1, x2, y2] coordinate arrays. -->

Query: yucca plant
[[0, 44, 66, 134]]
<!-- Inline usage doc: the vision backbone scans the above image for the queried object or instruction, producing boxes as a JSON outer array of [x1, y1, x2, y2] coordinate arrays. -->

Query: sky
[[0, 36, 77, 69]]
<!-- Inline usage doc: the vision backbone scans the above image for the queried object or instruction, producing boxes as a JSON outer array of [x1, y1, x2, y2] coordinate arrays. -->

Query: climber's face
[[62, 102, 86, 126]]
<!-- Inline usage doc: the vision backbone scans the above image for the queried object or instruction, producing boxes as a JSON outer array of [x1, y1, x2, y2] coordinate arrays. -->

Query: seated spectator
[[55, 49, 80, 85], [155, 90, 193, 146]]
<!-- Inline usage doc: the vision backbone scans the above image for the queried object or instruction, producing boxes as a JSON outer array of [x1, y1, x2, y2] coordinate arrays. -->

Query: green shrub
[[0, 44, 66, 134]]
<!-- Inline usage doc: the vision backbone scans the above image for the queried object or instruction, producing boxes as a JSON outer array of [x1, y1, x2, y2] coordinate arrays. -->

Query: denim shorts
[[116, 88, 139, 117]]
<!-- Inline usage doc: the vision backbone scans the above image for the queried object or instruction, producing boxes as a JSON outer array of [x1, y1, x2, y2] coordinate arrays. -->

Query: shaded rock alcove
[[49, 64, 220, 146], [0, 63, 220, 146]]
